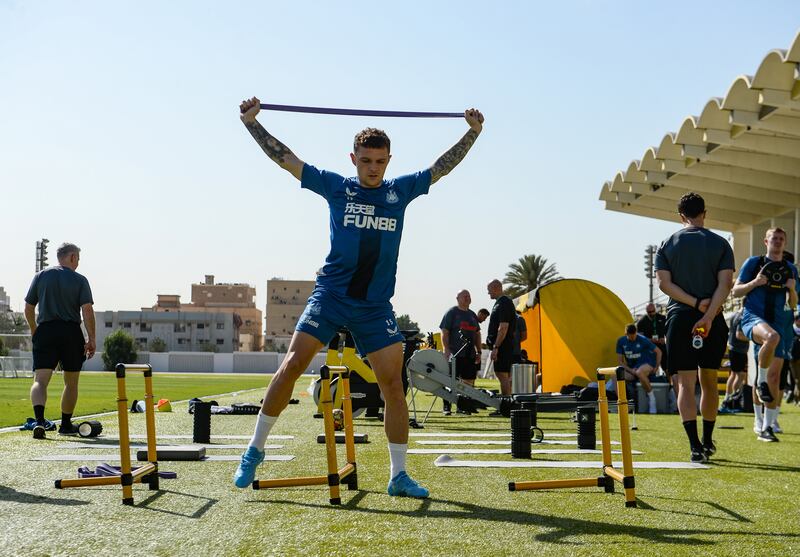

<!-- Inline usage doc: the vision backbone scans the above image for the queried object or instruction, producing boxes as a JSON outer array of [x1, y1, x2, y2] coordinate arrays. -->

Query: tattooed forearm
[[430, 129, 480, 183], [244, 119, 296, 167]]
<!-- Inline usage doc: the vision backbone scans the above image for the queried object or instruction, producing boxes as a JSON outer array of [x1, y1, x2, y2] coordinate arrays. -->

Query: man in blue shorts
[[655, 193, 734, 463], [732, 227, 798, 442], [615, 324, 662, 414], [719, 309, 748, 414], [234, 96, 484, 498]]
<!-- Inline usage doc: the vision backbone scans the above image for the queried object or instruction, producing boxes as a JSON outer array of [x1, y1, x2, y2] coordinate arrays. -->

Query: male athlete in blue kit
[[234, 96, 484, 497]]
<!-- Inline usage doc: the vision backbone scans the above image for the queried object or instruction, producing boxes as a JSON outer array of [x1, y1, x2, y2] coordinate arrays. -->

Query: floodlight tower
[[35, 238, 49, 272], [644, 244, 657, 303]]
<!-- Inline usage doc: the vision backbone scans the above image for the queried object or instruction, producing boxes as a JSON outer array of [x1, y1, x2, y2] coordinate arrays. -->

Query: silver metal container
[[511, 363, 535, 394]]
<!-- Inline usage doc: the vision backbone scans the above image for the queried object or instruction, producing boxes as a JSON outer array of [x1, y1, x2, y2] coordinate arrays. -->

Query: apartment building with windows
[[95, 310, 238, 353], [148, 275, 263, 351], [265, 278, 315, 348]]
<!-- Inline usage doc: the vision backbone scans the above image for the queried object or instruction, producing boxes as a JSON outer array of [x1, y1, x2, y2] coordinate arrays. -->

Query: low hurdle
[[253, 365, 357, 505], [55, 363, 159, 505], [509, 366, 637, 508]]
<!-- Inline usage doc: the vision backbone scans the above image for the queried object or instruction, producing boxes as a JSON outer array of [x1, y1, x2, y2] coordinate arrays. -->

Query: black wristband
[[693, 298, 701, 311]]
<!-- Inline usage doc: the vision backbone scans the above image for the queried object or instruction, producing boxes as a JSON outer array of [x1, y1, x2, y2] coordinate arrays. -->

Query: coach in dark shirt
[[486, 279, 516, 397], [637, 303, 667, 371], [24, 242, 95, 438], [655, 193, 733, 463]]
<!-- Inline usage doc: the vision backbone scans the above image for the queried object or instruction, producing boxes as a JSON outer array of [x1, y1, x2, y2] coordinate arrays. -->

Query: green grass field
[[0, 372, 272, 428], [1, 373, 798, 556]]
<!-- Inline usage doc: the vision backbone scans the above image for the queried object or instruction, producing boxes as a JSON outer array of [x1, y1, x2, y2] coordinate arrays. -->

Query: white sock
[[248, 412, 278, 450], [388, 442, 407, 480], [753, 403, 763, 427], [764, 407, 778, 432], [772, 406, 781, 427], [757, 367, 769, 384], [648, 391, 656, 400]]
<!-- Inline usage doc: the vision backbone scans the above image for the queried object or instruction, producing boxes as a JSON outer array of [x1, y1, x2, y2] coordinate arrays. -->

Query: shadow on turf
[[248, 490, 800, 546], [135, 489, 217, 519], [0, 485, 89, 506], [710, 459, 800, 473]]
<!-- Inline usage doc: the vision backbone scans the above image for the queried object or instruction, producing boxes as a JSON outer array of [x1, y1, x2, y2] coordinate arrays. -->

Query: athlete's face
[[764, 231, 785, 255], [351, 146, 391, 188]]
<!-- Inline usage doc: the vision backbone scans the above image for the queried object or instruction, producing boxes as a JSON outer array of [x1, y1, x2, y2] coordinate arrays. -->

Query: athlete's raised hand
[[240, 97, 261, 123], [464, 108, 484, 133]]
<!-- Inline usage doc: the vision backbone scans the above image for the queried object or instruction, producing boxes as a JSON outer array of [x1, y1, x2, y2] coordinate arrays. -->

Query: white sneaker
[[753, 421, 763, 435], [772, 421, 783, 434]]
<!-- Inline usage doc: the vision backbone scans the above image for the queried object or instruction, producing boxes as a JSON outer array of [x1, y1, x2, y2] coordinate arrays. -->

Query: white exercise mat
[[55, 443, 282, 450], [124, 434, 294, 440], [409, 448, 642, 455], [417, 439, 620, 446], [409, 432, 576, 438], [31, 454, 294, 462], [433, 455, 707, 469]]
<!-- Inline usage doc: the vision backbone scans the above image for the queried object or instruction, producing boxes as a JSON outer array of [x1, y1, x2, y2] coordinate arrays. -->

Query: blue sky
[[2, 1, 798, 332]]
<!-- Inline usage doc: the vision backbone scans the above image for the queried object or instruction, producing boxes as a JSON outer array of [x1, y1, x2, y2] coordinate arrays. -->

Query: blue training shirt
[[616, 334, 657, 368], [739, 255, 799, 326], [301, 164, 431, 303]]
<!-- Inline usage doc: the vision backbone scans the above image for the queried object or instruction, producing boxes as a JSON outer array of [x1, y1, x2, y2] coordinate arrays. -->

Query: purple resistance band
[[258, 103, 464, 118]]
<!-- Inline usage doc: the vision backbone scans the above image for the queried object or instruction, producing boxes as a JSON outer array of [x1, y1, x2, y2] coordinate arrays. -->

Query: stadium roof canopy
[[599, 31, 800, 252]]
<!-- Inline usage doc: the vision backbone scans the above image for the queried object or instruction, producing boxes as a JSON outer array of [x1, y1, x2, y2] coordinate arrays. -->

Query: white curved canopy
[[600, 31, 800, 246]]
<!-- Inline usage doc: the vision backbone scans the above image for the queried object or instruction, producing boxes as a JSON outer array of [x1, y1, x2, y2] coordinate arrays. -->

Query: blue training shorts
[[295, 289, 404, 355], [741, 310, 790, 360]]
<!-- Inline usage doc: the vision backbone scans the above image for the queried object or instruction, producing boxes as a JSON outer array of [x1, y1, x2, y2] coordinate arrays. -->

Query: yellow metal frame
[[255, 365, 358, 505], [55, 364, 159, 506], [318, 344, 377, 413], [509, 366, 637, 508]]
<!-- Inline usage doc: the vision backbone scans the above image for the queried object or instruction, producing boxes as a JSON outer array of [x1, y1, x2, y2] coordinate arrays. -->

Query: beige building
[[265, 278, 315, 348], [148, 275, 263, 351]]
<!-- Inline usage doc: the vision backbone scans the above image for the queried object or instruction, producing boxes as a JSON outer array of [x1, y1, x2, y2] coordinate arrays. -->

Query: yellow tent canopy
[[514, 279, 633, 392]]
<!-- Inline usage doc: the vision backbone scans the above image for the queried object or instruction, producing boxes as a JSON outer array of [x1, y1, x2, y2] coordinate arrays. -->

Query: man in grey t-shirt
[[24, 242, 96, 439], [655, 193, 734, 464], [439, 290, 482, 414]]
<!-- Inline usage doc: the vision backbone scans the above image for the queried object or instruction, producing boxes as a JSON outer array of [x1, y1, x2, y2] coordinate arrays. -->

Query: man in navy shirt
[[234, 96, 484, 498], [615, 324, 662, 414], [732, 227, 798, 441]]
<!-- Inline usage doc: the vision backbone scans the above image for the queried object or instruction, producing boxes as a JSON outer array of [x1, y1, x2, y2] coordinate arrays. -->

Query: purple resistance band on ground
[[257, 103, 464, 118]]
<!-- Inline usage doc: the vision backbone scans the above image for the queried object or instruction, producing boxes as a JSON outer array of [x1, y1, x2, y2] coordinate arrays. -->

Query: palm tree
[[503, 254, 560, 298]]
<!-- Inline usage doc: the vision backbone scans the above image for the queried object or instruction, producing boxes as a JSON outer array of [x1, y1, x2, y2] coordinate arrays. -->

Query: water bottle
[[691, 327, 705, 350]]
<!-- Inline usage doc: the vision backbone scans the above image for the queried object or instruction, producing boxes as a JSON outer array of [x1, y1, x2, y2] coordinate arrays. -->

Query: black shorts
[[454, 357, 478, 380], [665, 311, 727, 375], [494, 348, 514, 374], [729, 351, 748, 373], [32, 321, 86, 371]]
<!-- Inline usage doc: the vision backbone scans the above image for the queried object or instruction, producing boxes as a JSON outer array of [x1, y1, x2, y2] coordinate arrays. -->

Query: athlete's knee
[[761, 329, 780, 348], [276, 352, 310, 379]]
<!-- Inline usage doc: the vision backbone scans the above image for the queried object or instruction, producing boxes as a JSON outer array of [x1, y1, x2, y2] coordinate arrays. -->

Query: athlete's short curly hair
[[677, 192, 705, 219], [353, 128, 390, 154]]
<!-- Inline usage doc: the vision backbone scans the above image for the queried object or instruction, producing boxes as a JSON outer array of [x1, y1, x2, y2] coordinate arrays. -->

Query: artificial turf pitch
[[1, 373, 798, 556]]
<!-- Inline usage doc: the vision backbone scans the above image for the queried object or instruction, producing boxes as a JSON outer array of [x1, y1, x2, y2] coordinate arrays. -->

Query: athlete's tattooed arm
[[240, 96, 304, 180], [430, 108, 484, 184]]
